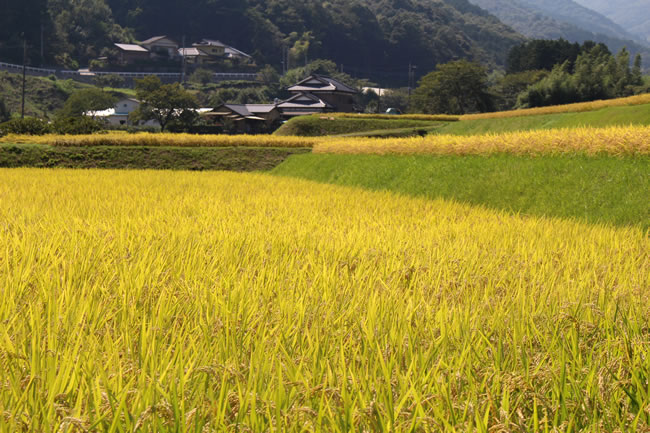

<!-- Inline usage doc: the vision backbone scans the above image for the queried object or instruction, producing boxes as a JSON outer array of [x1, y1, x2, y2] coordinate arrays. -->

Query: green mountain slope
[[2, 0, 525, 85], [108, 0, 525, 84]]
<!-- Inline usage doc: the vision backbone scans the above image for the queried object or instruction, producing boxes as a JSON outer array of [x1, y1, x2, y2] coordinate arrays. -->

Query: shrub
[[0, 117, 52, 135], [52, 116, 104, 135], [0, 98, 10, 123]]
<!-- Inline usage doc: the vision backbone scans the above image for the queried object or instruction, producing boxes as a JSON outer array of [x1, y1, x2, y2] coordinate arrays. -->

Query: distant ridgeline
[[0, 0, 524, 85], [467, 0, 650, 67]]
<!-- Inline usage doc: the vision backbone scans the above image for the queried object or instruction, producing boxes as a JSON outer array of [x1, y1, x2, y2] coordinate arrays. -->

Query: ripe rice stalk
[[460, 93, 650, 120], [0, 169, 648, 431], [313, 125, 650, 156]]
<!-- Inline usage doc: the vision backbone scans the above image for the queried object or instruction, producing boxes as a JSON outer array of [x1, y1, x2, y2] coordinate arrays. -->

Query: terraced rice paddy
[[311, 126, 650, 156], [2, 125, 650, 158], [0, 169, 648, 432]]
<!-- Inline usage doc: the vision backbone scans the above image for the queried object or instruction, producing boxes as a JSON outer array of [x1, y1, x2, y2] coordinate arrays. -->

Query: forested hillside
[[0, 0, 524, 84], [467, 0, 650, 66]]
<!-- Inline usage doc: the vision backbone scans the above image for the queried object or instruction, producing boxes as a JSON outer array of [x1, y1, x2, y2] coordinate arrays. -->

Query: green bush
[[0, 98, 10, 123], [52, 116, 104, 134], [0, 117, 52, 135]]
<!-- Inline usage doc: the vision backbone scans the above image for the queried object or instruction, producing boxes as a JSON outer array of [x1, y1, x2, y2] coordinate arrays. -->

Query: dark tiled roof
[[212, 104, 277, 118], [114, 43, 148, 53], [277, 92, 333, 109], [141, 36, 169, 45], [288, 74, 358, 94]]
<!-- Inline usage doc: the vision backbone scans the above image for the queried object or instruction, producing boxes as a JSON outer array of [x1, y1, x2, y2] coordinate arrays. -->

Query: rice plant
[[0, 169, 648, 432]]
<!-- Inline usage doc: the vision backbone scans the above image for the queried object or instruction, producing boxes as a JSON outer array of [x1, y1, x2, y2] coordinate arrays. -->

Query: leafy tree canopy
[[59, 88, 117, 118], [411, 60, 494, 115], [130, 76, 198, 131]]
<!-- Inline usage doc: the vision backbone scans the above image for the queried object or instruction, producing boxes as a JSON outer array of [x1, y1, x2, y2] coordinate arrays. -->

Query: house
[[87, 98, 211, 127], [277, 74, 359, 117], [86, 98, 159, 126], [223, 46, 253, 62], [177, 47, 210, 65], [114, 44, 149, 64], [188, 39, 253, 64], [203, 104, 281, 133], [276, 93, 334, 117], [193, 39, 227, 57], [140, 36, 179, 59]]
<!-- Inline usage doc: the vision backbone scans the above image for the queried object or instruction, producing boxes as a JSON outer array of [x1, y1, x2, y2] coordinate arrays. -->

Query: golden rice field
[[0, 169, 648, 432], [2, 125, 650, 157], [460, 93, 650, 120], [0, 132, 320, 148], [324, 113, 460, 122], [312, 125, 650, 156]]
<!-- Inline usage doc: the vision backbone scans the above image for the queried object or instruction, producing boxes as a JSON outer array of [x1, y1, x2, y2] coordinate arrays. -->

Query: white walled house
[[86, 98, 157, 126], [86, 99, 212, 127]]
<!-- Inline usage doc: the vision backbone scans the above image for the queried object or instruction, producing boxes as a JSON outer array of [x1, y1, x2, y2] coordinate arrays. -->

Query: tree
[[189, 68, 214, 86], [48, 0, 132, 65], [411, 60, 494, 114], [490, 70, 548, 111], [130, 76, 198, 132], [0, 98, 11, 123], [93, 74, 125, 90], [59, 88, 117, 118], [631, 54, 644, 86]]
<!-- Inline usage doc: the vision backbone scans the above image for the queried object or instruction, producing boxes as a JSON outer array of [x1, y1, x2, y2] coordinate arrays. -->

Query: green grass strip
[[273, 153, 650, 230]]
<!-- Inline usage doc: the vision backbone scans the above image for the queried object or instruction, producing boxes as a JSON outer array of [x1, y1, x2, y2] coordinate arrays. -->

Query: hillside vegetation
[[467, 0, 650, 65], [273, 116, 442, 137], [0, 71, 134, 119], [1, 0, 524, 85], [0, 143, 307, 170], [0, 72, 84, 118]]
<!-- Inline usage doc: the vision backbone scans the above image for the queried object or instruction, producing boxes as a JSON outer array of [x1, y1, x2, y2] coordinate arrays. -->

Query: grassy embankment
[[0, 71, 134, 118], [273, 116, 448, 137], [0, 143, 308, 171], [277, 94, 650, 138]]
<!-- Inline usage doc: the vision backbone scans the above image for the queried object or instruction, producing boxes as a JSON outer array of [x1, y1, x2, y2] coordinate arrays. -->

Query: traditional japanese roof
[[194, 39, 228, 48], [140, 36, 178, 46], [114, 43, 148, 53], [224, 46, 252, 59], [287, 74, 358, 94], [178, 48, 205, 57], [276, 92, 333, 109], [207, 104, 277, 120]]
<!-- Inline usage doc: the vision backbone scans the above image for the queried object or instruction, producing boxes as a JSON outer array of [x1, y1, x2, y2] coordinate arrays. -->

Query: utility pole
[[181, 35, 187, 85], [280, 45, 285, 75], [407, 63, 417, 108], [21, 37, 27, 119], [40, 23, 44, 66], [408, 63, 412, 93]]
